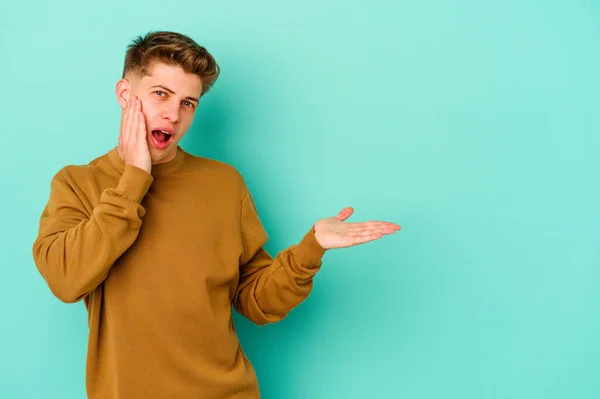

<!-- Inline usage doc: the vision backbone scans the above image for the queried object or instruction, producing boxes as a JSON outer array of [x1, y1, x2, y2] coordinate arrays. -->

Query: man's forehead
[[137, 63, 202, 95]]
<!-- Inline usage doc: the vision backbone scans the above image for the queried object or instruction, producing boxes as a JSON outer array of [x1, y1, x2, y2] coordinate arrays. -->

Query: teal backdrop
[[1, 1, 599, 398]]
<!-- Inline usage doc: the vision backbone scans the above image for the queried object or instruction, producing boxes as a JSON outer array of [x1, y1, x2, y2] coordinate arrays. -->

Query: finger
[[347, 228, 396, 237], [137, 106, 147, 142], [348, 232, 383, 245], [119, 97, 131, 142], [346, 222, 396, 230], [130, 98, 140, 144], [124, 97, 136, 145], [334, 207, 354, 221], [347, 221, 401, 231], [347, 227, 398, 236]]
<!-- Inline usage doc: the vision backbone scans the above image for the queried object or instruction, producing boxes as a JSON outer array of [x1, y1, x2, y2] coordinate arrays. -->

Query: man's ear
[[116, 78, 131, 109]]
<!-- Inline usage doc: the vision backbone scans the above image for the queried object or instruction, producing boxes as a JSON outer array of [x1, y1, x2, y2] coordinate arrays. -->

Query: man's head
[[115, 31, 219, 164]]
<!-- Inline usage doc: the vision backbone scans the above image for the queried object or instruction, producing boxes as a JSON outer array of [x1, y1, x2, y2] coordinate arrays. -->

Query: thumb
[[334, 207, 354, 221]]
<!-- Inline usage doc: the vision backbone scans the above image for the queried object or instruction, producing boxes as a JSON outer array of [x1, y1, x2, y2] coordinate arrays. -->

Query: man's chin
[[150, 147, 176, 165]]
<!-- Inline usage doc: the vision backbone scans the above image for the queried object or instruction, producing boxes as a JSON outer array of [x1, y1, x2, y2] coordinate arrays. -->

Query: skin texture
[[314, 207, 400, 249]]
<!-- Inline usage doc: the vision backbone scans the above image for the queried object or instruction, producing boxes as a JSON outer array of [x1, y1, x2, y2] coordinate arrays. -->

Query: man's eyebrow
[[149, 84, 199, 104]]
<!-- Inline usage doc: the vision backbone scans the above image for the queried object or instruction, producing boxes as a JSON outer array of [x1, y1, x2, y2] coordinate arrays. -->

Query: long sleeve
[[32, 165, 153, 303], [232, 190, 327, 325]]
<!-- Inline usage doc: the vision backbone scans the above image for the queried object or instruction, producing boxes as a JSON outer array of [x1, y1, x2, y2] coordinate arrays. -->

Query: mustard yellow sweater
[[32, 146, 326, 398]]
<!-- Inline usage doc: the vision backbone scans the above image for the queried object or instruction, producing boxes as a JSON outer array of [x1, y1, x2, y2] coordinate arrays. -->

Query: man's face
[[117, 62, 203, 165]]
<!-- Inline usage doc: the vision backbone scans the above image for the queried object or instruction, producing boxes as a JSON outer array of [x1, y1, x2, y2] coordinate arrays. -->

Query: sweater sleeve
[[32, 165, 153, 303], [232, 189, 327, 325]]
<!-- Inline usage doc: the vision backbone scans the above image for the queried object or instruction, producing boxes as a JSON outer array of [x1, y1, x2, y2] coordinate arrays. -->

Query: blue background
[[1, 0, 599, 397]]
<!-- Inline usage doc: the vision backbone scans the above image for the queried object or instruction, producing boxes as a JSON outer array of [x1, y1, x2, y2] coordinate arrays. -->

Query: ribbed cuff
[[116, 164, 154, 203], [293, 227, 327, 269]]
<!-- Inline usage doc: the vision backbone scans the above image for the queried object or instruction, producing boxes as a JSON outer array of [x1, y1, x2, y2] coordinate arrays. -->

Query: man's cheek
[[136, 97, 149, 114], [140, 108, 152, 128]]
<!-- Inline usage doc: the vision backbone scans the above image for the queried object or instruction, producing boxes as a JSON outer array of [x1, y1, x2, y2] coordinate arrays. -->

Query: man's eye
[[155, 91, 165, 97], [183, 101, 194, 108]]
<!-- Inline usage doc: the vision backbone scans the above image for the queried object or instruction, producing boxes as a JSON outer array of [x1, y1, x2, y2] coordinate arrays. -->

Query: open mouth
[[150, 129, 174, 149], [152, 129, 172, 143]]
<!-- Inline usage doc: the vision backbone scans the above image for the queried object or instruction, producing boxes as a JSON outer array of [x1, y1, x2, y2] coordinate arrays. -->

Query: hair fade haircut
[[122, 31, 220, 96]]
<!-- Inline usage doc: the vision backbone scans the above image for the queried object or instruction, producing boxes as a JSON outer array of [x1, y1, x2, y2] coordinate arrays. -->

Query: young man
[[32, 31, 400, 398]]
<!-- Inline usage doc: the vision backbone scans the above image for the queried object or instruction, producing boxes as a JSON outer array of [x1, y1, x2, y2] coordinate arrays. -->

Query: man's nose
[[161, 102, 180, 123]]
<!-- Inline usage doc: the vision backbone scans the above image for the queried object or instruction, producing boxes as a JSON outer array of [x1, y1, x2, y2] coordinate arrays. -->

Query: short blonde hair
[[123, 31, 220, 96]]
